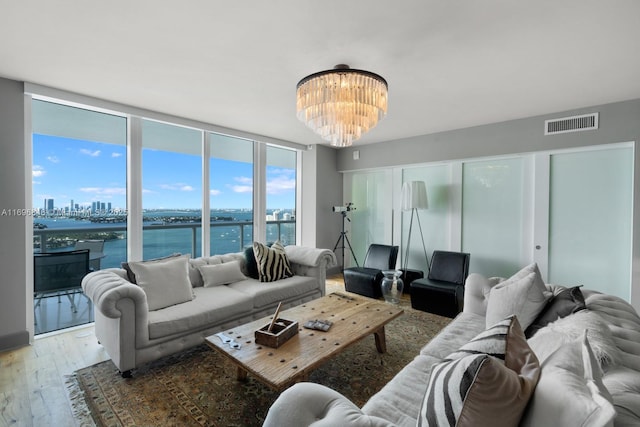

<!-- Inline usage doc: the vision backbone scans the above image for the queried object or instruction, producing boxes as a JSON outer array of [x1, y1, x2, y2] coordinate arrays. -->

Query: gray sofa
[[82, 245, 336, 376], [264, 268, 640, 427]]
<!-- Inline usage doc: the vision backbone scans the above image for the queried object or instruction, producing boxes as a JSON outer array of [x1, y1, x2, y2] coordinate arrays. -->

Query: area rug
[[68, 298, 450, 427]]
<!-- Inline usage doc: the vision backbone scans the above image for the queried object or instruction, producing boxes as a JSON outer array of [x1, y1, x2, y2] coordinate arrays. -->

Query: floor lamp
[[401, 181, 430, 273]]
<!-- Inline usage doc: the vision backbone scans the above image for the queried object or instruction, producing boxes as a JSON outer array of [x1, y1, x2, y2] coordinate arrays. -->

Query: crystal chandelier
[[296, 64, 388, 147]]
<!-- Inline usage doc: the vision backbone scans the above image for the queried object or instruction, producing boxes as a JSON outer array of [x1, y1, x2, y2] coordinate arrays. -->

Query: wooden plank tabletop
[[205, 292, 404, 391]]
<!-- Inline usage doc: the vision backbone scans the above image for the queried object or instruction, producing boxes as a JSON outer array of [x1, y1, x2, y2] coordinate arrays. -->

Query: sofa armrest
[[285, 245, 337, 269], [82, 269, 148, 318], [263, 383, 395, 427], [463, 273, 503, 317]]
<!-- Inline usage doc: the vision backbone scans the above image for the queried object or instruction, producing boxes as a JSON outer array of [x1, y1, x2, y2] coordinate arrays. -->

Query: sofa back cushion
[[198, 260, 247, 287], [127, 254, 194, 311]]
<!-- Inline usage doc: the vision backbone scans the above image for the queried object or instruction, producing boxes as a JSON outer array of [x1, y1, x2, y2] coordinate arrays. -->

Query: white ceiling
[[2, 1, 640, 147]]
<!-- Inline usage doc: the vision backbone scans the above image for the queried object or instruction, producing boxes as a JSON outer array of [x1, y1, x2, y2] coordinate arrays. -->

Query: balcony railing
[[33, 220, 296, 269]]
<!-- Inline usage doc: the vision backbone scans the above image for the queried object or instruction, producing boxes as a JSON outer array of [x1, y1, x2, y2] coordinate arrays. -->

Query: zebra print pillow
[[253, 240, 293, 282], [418, 315, 541, 427]]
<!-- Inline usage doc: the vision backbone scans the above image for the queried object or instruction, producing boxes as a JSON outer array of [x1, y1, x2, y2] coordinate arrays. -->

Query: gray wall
[[336, 98, 640, 309], [0, 78, 29, 350], [300, 144, 343, 271], [337, 99, 640, 171]]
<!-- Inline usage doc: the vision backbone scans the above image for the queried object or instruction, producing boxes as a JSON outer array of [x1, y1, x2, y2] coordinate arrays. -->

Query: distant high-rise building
[[100, 202, 106, 212], [70, 199, 74, 212], [107, 202, 112, 213], [45, 198, 54, 213]]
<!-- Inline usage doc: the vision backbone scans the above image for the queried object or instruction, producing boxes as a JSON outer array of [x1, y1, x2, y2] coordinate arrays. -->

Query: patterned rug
[[67, 296, 450, 427]]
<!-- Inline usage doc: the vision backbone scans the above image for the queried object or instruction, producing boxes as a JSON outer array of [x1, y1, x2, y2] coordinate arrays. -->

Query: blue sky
[[32, 134, 296, 211]]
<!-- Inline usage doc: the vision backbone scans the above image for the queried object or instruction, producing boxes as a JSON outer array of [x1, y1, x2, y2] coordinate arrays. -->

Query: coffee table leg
[[237, 366, 248, 382], [374, 326, 387, 353]]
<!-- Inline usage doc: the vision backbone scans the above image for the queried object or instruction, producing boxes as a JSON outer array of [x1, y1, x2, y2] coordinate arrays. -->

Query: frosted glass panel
[[462, 158, 524, 277], [349, 171, 388, 267], [548, 147, 633, 300], [402, 165, 450, 273]]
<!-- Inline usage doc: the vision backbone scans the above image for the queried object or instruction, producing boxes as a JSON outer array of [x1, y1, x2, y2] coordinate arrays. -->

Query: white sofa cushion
[[228, 275, 318, 309], [147, 286, 253, 339], [485, 269, 548, 330], [127, 254, 194, 311], [521, 332, 615, 427], [198, 260, 246, 287]]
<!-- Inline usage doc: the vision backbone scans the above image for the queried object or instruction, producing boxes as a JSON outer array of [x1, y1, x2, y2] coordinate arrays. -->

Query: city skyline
[[32, 134, 296, 211]]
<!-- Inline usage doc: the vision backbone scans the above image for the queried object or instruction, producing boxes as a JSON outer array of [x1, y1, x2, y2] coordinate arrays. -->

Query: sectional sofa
[[264, 265, 640, 427], [82, 244, 336, 376]]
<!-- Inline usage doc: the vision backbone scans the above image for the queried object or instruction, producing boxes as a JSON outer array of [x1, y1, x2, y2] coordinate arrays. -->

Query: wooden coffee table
[[205, 292, 404, 391]]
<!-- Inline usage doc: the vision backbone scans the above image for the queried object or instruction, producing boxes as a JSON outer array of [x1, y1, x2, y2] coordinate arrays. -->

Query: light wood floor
[[0, 274, 347, 427]]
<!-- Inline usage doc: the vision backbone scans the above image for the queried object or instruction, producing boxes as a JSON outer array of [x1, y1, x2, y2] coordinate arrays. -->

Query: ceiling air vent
[[544, 113, 599, 135]]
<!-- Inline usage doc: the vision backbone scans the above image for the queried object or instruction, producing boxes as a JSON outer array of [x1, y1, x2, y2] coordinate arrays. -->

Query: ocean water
[[34, 210, 294, 269]]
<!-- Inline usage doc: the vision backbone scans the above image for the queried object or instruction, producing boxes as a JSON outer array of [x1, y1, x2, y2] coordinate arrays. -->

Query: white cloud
[[32, 165, 46, 178], [80, 149, 101, 157], [210, 189, 221, 196], [112, 152, 122, 158], [234, 176, 252, 184], [47, 156, 60, 163], [232, 185, 252, 193], [79, 187, 126, 196], [267, 176, 295, 195], [159, 183, 195, 192]]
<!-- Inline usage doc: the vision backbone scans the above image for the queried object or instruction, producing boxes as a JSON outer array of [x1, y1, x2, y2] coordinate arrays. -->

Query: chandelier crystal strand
[[296, 65, 387, 147]]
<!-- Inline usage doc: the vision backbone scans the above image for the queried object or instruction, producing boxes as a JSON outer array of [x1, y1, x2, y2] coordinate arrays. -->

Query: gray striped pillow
[[417, 315, 541, 427], [445, 316, 513, 362], [253, 240, 293, 282]]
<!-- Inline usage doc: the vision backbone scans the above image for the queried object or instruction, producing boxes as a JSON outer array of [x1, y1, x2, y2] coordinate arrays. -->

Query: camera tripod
[[333, 210, 359, 268]]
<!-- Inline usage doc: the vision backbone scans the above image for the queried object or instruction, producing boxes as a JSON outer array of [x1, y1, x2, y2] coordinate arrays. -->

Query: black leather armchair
[[410, 250, 470, 317], [343, 244, 399, 298]]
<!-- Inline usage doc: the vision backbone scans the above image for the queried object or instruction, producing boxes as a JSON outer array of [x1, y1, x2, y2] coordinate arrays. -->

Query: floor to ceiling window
[[266, 145, 297, 245], [31, 99, 127, 334], [142, 119, 203, 259], [209, 134, 254, 254], [30, 93, 303, 335]]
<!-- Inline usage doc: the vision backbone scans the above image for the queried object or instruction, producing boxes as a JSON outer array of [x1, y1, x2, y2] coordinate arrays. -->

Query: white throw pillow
[[527, 310, 621, 367], [198, 261, 247, 287], [486, 271, 548, 330], [128, 255, 194, 311], [520, 332, 615, 427]]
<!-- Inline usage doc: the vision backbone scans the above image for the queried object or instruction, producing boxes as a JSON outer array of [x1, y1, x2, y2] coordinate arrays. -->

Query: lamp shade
[[401, 181, 428, 211]]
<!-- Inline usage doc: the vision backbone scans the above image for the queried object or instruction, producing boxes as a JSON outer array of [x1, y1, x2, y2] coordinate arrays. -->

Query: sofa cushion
[[417, 315, 540, 427], [127, 255, 194, 311], [147, 286, 253, 339], [527, 309, 621, 367], [228, 275, 318, 309], [485, 270, 548, 330], [121, 252, 181, 283], [362, 354, 443, 426], [525, 286, 586, 338], [520, 332, 615, 427], [253, 240, 293, 282], [420, 312, 486, 360], [198, 260, 246, 287]]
